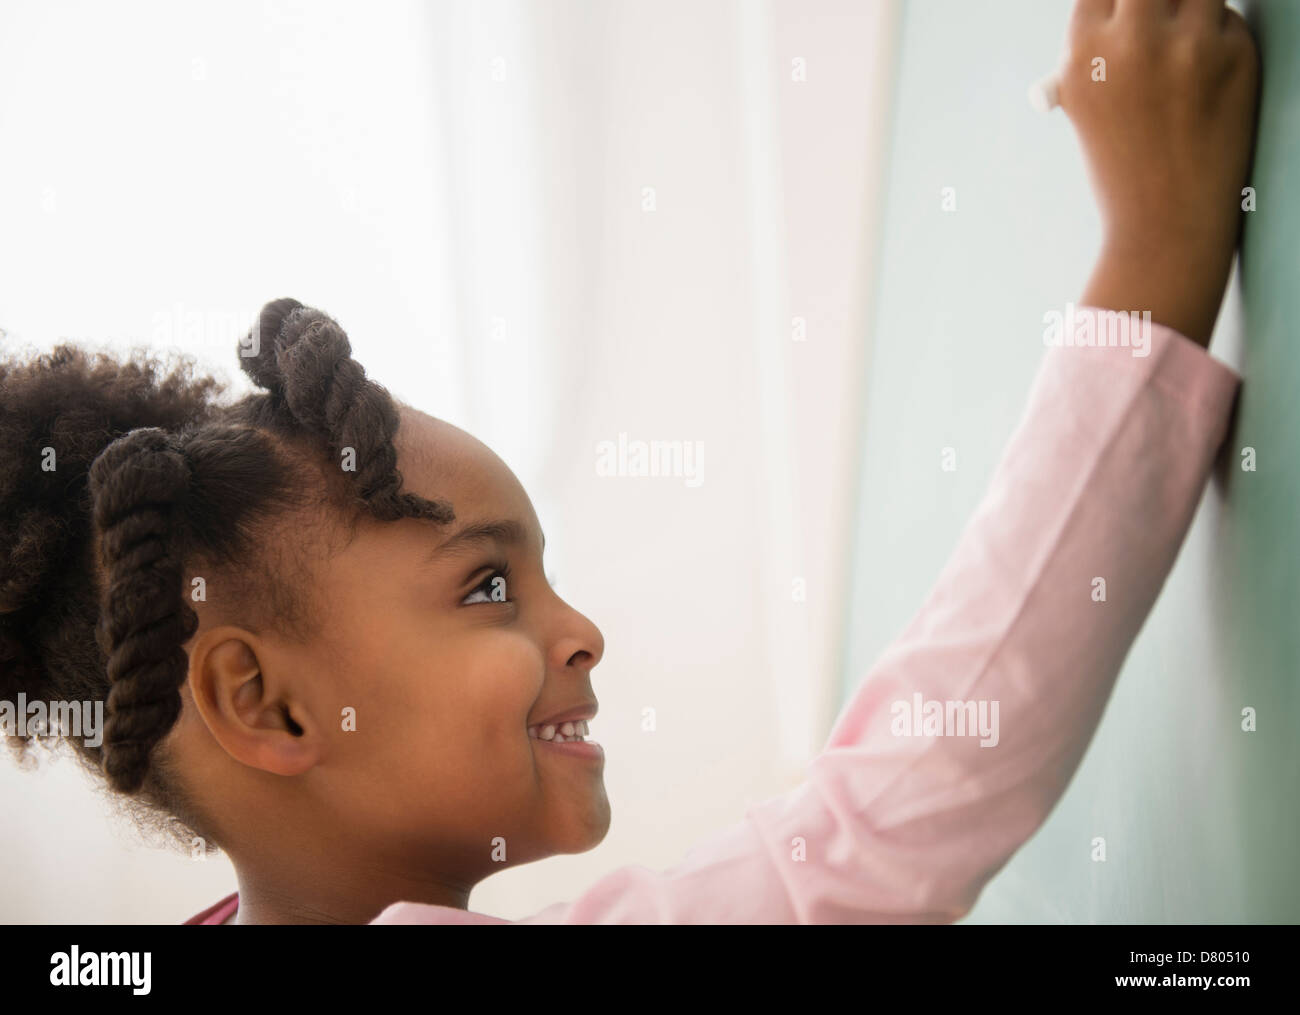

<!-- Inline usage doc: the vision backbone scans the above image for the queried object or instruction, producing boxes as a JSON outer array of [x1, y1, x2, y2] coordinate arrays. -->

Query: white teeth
[[529, 719, 590, 742]]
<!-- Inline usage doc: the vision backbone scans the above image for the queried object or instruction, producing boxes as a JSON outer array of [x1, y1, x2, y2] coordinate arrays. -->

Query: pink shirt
[[184, 892, 238, 925], [185, 311, 1240, 925]]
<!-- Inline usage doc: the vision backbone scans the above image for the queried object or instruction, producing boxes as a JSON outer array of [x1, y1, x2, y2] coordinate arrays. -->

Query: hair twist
[[239, 298, 453, 525], [88, 427, 198, 794]]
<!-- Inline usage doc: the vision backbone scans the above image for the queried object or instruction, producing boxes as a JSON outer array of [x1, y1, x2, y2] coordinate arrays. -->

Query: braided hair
[[0, 298, 453, 845]]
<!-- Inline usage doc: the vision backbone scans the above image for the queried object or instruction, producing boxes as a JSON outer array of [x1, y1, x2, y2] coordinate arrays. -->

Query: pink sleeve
[[373, 310, 1241, 924]]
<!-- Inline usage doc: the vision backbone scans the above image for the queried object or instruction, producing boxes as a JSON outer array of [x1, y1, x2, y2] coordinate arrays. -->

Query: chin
[[552, 802, 611, 855]]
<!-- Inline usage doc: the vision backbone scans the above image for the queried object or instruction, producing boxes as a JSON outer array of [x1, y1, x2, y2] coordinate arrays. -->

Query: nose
[[549, 599, 605, 674]]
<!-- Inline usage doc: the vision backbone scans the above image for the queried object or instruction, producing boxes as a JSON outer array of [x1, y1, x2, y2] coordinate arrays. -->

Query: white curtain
[[0, 0, 897, 922]]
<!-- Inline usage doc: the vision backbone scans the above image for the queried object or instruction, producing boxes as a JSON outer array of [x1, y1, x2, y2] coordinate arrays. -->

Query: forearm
[[1080, 226, 1238, 350]]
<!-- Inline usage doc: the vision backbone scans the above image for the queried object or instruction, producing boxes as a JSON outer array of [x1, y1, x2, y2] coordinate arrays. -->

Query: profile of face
[[180, 405, 608, 908]]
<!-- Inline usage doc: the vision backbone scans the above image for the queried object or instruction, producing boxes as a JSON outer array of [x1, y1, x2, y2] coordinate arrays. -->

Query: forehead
[[392, 406, 537, 534]]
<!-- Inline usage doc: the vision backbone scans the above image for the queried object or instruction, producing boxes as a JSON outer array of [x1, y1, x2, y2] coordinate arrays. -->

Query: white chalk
[[1028, 72, 1061, 113]]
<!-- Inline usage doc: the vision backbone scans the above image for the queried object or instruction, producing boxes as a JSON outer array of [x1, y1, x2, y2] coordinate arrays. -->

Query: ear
[[186, 626, 323, 777]]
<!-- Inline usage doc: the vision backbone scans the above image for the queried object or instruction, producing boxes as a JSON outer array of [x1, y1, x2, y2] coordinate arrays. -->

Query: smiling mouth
[[528, 720, 590, 743]]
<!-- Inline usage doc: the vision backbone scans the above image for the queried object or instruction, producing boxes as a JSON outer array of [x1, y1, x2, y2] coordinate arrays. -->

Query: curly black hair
[[0, 298, 454, 849]]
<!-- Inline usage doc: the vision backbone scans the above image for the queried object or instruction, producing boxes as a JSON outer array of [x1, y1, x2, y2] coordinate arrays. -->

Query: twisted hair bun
[[238, 298, 453, 524]]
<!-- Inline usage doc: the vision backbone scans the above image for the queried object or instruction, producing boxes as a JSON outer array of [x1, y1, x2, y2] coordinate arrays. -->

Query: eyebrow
[[422, 518, 544, 564]]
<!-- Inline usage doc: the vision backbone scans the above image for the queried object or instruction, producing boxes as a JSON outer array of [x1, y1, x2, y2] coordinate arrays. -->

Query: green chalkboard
[[838, 0, 1298, 922], [1218, 0, 1300, 925]]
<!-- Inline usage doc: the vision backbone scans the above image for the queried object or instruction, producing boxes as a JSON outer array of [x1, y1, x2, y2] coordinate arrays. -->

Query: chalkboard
[[838, 0, 1297, 922]]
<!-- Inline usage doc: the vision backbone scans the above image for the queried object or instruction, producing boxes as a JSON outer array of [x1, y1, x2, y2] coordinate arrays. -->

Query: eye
[[462, 563, 512, 605]]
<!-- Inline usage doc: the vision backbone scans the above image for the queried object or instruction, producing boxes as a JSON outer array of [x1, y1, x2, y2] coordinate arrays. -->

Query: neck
[[229, 856, 475, 925]]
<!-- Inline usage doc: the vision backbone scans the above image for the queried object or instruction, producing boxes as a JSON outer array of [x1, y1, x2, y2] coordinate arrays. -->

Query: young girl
[[1, 0, 1258, 925]]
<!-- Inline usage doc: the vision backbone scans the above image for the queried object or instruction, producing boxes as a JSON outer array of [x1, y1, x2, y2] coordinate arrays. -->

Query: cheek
[[353, 632, 544, 788], [444, 635, 546, 748]]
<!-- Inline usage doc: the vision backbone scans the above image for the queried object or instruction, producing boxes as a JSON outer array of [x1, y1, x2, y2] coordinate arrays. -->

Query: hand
[[1060, 0, 1260, 347]]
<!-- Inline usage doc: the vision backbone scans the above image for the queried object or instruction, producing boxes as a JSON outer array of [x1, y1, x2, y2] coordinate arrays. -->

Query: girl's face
[[196, 406, 608, 904]]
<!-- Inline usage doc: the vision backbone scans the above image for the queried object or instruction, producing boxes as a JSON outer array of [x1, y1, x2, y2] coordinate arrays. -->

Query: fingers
[[1220, 7, 1260, 75], [1221, 6, 1253, 43], [1071, 0, 1114, 22], [1105, 0, 1236, 27], [1176, 0, 1230, 26], [1113, 0, 1169, 23]]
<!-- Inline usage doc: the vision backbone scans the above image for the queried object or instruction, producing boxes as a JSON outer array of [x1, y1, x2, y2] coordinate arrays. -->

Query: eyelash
[[462, 560, 513, 605]]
